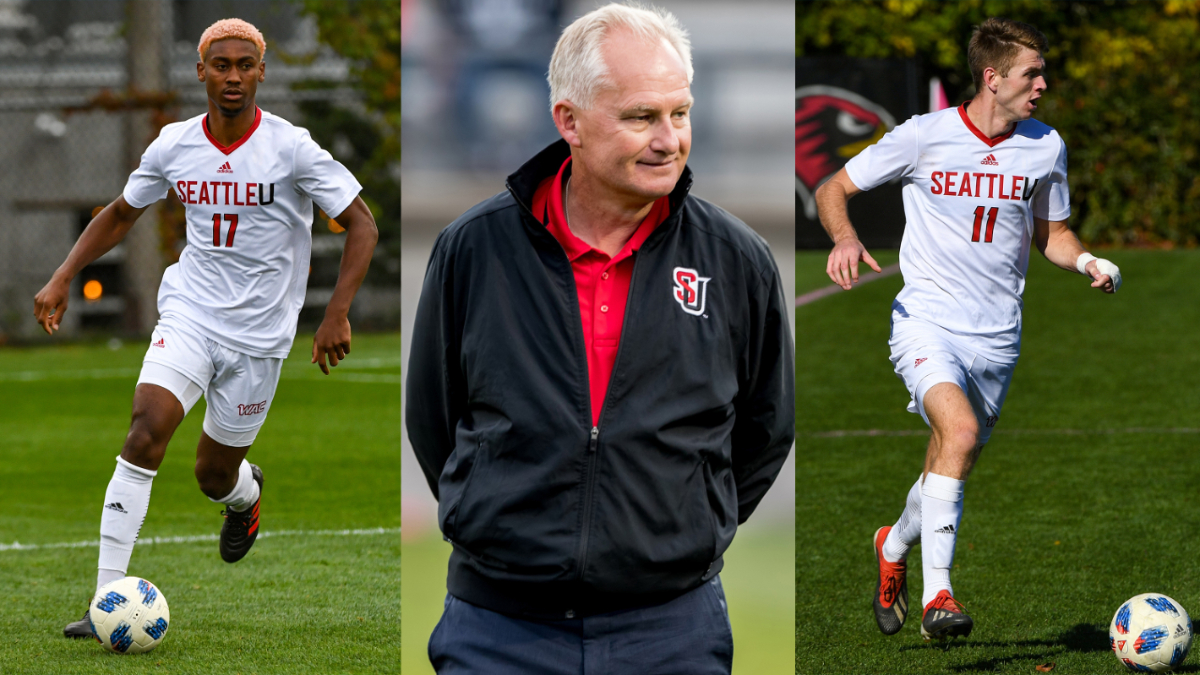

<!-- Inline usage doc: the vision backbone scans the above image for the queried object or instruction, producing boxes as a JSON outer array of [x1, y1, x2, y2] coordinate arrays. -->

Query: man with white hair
[[407, 3, 793, 673]]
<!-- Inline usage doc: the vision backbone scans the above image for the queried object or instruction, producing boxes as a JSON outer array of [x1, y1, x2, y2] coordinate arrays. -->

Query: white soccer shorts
[[136, 317, 283, 447], [889, 314, 1016, 446]]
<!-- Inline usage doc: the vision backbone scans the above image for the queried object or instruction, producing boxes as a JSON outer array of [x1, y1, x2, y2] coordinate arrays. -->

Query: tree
[[293, 0, 402, 279], [799, 0, 1200, 246]]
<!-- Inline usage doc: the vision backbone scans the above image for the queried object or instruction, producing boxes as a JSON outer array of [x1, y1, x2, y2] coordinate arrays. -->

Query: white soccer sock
[[920, 472, 965, 608], [97, 457, 156, 592], [882, 476, 923, 563], [210, 460, 259, 512]]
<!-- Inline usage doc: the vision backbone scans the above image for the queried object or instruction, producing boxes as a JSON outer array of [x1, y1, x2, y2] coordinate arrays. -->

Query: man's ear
[[197, 61, 205, 82], [983, 66, 1000, 94], [553, 100, 583, 148]]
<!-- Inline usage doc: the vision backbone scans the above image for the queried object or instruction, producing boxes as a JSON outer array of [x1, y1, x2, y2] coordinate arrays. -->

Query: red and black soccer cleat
[[219, 464, 263, 563], [921, 590, 973, 641], [872, 526, 909, 635]]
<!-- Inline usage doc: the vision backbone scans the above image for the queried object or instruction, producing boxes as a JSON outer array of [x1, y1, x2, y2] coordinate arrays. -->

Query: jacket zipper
[[574, 253, 645, 581]]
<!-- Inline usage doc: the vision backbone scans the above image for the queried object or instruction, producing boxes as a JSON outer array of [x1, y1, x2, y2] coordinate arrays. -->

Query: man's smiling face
[[571, 28, 692, 202]]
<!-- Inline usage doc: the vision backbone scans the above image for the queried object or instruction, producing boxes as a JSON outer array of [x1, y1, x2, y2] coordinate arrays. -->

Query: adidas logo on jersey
[[217, 161, 233, 174], [104, 502, 128, 513], [152, 338, 165, 348], [934, 524, 956, 534], [914, 358, 927, 368], [980, 154, 999, 166]]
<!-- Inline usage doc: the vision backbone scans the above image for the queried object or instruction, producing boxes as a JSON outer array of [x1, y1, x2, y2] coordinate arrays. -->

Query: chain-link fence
[[0, 0, 400, 343]]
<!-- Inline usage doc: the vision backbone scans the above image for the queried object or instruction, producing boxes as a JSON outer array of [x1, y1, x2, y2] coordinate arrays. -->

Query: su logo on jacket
[[672, 267, 710, 317]]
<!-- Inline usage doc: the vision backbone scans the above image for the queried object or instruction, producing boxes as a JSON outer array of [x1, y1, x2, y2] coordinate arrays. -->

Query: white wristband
[[1076, 252, 1097, 275]]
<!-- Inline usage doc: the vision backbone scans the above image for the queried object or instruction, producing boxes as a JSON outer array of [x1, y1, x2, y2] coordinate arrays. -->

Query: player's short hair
[[198, 18, 265, 61], [968, 18, 1048, 92], [548, 2, 692, 112]]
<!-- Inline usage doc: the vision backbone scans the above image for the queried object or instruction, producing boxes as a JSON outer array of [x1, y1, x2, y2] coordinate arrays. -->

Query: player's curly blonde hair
[[197, 18, 265, 61]]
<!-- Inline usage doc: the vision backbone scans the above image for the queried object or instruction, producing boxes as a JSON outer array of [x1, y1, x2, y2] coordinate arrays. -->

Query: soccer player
[[35, 19, 378, 638], [815, 18, 1120, 641]]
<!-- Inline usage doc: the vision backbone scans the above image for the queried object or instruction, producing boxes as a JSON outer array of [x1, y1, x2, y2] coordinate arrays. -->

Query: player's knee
[[939, 420, 979, 457], [122, 418, 167, 467], [194, 461, 236, 500]]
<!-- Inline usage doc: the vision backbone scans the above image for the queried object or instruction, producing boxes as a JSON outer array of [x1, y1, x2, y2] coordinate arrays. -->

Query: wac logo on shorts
[[238, 400, 268, 417], [672, 267, 710, 317]]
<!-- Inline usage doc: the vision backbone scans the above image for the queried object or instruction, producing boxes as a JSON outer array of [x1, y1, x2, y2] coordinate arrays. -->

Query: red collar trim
[[536, 157, 666, 263], [202, 107, 262, 155], [958, 102, 1016, 148]]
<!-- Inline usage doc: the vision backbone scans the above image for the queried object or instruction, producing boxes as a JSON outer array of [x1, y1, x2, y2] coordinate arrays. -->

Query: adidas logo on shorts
[[152, 338, 165, 348], [914, 358, 927, 367]]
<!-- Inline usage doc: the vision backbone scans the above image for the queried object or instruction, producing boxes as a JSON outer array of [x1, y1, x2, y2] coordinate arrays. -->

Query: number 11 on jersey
[[971, 206, 998, 243], [212, 213, 239, 247]]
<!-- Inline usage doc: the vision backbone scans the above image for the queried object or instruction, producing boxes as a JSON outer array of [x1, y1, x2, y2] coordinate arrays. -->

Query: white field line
[[795, 263, 902, 307], [0, 359, 401, 384], [0, 526, 401, 553], [808, 427, 1200, 438]]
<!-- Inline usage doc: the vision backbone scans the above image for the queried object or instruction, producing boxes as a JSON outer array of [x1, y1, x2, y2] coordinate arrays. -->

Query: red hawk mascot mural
[[795, 85, 896, 221]]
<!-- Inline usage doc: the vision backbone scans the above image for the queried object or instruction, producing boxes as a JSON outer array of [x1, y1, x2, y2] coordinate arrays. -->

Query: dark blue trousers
[[428, 576, 734, 675]]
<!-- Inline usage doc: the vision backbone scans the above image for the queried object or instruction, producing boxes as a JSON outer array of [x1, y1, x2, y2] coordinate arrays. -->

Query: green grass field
[[0, 333, 401, 674], [796, 250, 1200, 673], [401, 522, 794, 675]]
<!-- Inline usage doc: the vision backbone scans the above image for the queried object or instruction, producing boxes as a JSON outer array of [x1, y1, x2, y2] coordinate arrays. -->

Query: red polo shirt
[[532, 157, 670, 427]]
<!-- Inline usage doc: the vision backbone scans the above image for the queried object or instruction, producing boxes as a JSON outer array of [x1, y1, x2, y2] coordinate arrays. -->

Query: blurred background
[[797, 0, 1200, 250], [0, 0, 401, 342], [402, 1, 795, 673]]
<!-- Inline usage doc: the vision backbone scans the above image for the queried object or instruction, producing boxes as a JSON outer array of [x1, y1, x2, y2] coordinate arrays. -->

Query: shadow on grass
[[895, 623, 1199, 672]]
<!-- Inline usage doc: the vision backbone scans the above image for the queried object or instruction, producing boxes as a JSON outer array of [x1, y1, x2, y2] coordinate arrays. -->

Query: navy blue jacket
[[406, 140, 794, 619]]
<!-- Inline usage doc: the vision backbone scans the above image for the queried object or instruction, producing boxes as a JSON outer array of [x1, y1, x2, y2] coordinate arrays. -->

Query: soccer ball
[[1110, 593, 1192, 672], [88, 576, 171, 654]]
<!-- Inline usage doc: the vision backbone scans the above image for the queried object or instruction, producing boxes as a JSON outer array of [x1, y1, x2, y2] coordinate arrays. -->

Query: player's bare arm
[[1035, 217, 1120, 293], [33, 196, 148, 335], [815, 167, 882, 290], [311, 195, 378, 374]]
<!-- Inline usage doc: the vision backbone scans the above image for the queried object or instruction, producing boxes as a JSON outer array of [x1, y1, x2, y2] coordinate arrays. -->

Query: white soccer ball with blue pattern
[[1110, 593, 1192, 672], [88, 576, 170, 654]]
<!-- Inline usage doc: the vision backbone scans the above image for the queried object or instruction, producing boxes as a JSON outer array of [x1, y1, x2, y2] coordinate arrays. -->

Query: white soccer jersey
[[845, 102, 1070, 358], [123, 108, 361, 358]]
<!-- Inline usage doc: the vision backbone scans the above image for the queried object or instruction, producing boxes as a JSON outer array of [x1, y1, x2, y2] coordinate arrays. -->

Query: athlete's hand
[[1084, 259, 1121, 294], [312, 314, 351, 375], [33, 274, 71, 335], [827, 237, 882, 290]]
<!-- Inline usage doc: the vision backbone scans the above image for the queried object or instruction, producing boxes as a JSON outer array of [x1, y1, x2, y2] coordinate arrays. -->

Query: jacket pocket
[[699, 458, 719, 566], [441, 441, 485, 541]]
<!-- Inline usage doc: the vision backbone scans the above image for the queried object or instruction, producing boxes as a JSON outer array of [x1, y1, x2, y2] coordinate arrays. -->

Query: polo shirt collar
[[539, 156, 668, 263], [507, 139, 694, 222]]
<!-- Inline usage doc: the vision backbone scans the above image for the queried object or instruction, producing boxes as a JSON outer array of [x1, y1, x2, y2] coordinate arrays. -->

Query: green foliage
[[798, 1, 1200, 246], [292, 0, 402, 278]]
